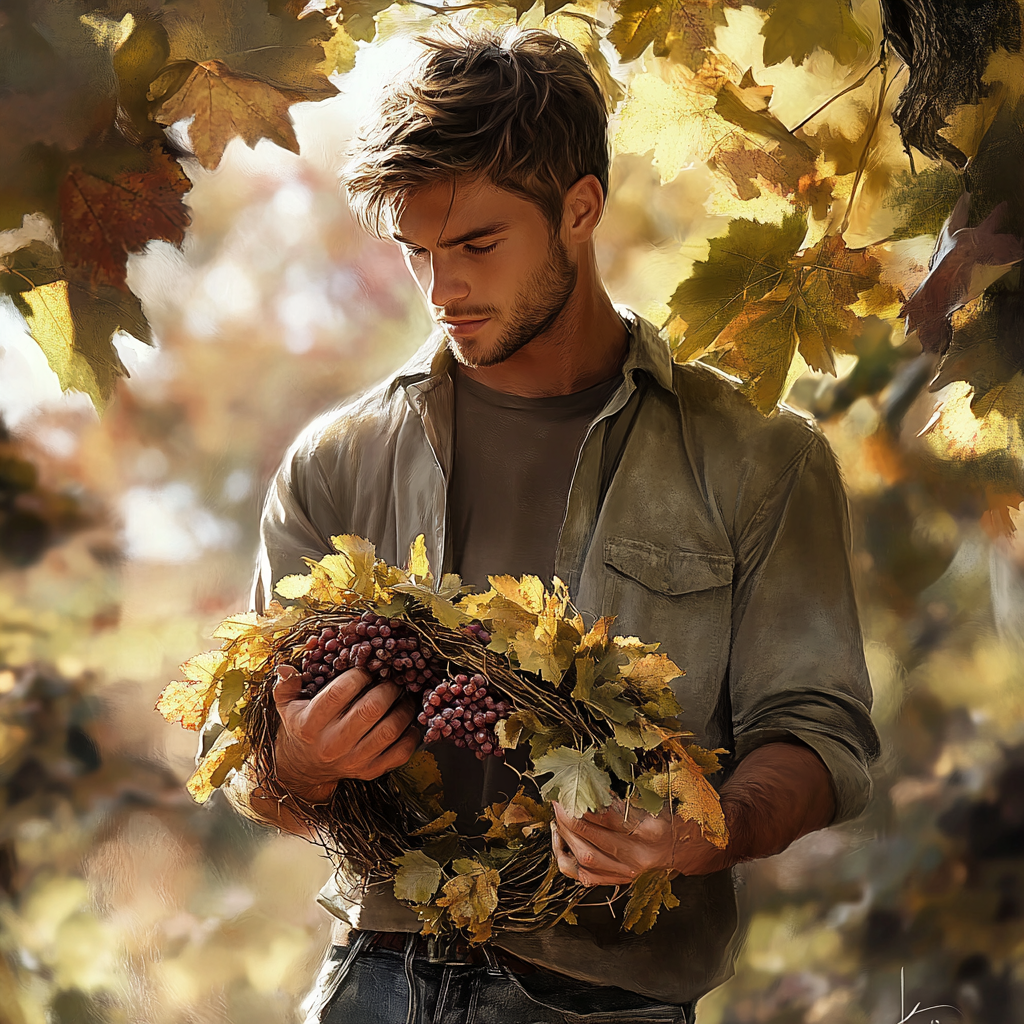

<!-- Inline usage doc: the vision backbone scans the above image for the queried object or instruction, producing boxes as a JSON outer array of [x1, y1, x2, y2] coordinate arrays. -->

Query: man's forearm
[[680, 741, 837, 874]]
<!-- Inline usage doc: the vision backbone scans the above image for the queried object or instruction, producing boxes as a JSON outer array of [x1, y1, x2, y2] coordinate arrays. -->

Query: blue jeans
[[307, 933, 697, 1024]]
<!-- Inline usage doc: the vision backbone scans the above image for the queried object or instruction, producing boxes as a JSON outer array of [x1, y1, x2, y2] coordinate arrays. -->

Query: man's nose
[[426, 255, 469, 310]]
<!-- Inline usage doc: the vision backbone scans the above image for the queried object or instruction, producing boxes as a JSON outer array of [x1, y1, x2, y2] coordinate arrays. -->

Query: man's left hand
[[551, 800, 728, 886]]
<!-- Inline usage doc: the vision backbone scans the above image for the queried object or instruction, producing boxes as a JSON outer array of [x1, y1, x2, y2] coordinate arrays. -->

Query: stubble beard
[[447, 236, 578, 369]]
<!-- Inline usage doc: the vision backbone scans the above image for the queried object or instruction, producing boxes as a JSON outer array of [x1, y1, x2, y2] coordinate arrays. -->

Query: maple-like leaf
[[151, 59, 314, 170], [482, 788, 552, 842], [436, 863, 500, 943], [533, 745, 612, 818], [609, 0, 724, 68], [58, 145, 190, 292], [755, 0, 871, 68], [885, 167, 963, 242], [617, 652, 684, 713], [613, 718, 671, 751], [392, 749, 445, 818], [686, 743, 727, 774], [571, 658, 637, 723], [392, 850, 443, 903], [903, 194, 1024, 355], [623, 869, 680, 934], [409, 810, 458, 836], [646, 753, 729, 848], [187, 729, 247, 803], [666, 214, 807, 360], [156, 649, 230, 730], [406, 533, 431, 580], [599, 738, 638, 782]]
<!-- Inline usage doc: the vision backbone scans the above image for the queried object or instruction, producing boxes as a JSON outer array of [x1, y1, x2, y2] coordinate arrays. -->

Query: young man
[[243, 25, 879, 1023]]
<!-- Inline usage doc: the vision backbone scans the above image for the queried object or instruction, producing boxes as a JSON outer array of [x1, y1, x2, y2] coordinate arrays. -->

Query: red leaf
[[903, 194, 1024, 354], [59, 145, 191, 291]]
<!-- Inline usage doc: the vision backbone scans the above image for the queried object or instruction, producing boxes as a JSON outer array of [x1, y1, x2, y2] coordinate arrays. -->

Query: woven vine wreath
[[158, 534, 729, 941]]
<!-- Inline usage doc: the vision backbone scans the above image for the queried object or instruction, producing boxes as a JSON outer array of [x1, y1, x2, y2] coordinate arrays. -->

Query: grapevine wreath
[[158, 534, 729, 941]]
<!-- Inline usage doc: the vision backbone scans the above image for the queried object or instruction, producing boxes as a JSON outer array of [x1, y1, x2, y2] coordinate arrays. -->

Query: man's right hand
[[271, 663, 420, 803]]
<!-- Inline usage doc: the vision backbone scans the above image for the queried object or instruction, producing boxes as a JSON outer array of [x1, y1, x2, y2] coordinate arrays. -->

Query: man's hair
[[341, 26, 611, 237]]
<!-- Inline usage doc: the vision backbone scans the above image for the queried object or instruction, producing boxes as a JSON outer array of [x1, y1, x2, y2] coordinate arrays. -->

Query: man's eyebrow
[[393, 223, 510, 249]]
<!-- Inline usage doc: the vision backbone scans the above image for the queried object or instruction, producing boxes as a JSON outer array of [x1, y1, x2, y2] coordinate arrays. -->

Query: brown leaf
[[609, 0, 723, 68], [903, 194, 1024, 354], [436, 865, 500, 943], [647, 751, 729, 848], [151, 60, 309, 169], [58, 145, 191, 291], [623, 869, 680, 933]]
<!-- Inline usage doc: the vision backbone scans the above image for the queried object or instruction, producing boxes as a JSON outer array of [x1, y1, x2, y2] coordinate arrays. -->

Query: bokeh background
[[3, 4, 1024, 1023]]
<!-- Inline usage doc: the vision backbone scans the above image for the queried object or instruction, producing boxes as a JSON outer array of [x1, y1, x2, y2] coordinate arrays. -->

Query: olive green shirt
[[249, 308, 880, 1004]]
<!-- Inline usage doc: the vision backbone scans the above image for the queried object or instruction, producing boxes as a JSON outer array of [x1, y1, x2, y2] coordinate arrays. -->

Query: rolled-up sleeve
[[728, 428, 880, 825]]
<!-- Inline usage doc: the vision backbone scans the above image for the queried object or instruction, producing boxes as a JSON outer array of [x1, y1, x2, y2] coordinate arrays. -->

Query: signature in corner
[[896, 967, 962, 1024]]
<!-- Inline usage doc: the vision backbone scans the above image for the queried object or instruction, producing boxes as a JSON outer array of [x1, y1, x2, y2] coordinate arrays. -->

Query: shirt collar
[[388, 304, 675, 400]]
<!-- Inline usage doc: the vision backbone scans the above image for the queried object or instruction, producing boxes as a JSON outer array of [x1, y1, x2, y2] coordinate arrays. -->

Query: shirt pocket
[[600, 536, 734, 717]]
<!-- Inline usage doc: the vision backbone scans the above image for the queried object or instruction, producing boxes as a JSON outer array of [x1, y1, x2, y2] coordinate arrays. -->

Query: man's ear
[[562, 174, 605, 244]]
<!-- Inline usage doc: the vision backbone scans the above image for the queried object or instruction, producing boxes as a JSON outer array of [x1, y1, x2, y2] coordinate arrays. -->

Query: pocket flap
[[604, 536, 734, 596]]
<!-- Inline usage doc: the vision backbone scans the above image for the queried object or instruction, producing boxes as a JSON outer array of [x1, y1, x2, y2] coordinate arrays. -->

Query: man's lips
[[440, 317, 490, 337]]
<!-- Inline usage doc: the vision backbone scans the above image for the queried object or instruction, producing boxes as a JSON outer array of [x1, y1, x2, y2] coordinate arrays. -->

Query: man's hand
[[552, 800, 728, 887], [271, 663, 420, 804], [552, 742, 836, 886]]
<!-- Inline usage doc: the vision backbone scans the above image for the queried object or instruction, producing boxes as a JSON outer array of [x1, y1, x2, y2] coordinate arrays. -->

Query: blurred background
[[2, 5, 1024, 1023]]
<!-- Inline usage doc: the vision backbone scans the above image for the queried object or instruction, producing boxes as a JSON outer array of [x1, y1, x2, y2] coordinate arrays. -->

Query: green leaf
[[532, 746, 612, 818], [714, 291, 800, 414], [631, 775, 667, 814], [613, 719, 667, 751], [608, 0, 724, 67], [600, 738, 637, 782], [623, 869, 680, 934], [886, 167, 964, 242], [572, 657, 637, 723], [392, 850, 443, 904], [755, 0, 871, 68], [666, 214, 807, 359]]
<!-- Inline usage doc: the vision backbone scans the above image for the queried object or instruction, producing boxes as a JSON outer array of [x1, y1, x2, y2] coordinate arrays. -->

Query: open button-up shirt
[[250, 308, 879, 1004]]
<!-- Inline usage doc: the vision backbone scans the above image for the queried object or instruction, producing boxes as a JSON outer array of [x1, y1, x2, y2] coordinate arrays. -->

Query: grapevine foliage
[[2, 0, 1024, 511]]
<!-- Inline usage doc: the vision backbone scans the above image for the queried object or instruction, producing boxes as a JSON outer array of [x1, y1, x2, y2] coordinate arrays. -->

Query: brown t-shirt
[[434, 368, 621, 823]]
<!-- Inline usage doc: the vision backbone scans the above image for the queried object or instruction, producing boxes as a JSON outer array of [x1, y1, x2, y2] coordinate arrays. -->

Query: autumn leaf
[[599, 738, 638, 782], [666, 214, 807, 359], [151, 60, 317, 170], [336, 0, 398, 43], [217, 669, 246, 722], [754, 0, 871, 68], [392, 749, 445, 817], [392, 850, 443, 903], [885, 167, 963, 242], [647, 753, 729, 848], [436, 864, 500, 943], [903, 194, 1024, 354], [156, 649, 230, 730], [187, 728, 247, 803], [623, 869, 680, 934], [482, 789, 552, 842], [406, 533, 431, 580], [608, 0, 724, 68], [613, 718, 671, 751], [58, 145, 191, 291], [686, 743, 727, 774], [329, 534, 379, 597], [617, 652, 684, 715], [409, 810, 458, 836], [571, 658, 637, 723], [532, 745, 612, 818]]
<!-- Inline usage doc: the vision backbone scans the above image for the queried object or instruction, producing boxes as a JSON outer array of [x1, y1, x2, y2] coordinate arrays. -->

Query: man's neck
[[457, 264, 628, 398]]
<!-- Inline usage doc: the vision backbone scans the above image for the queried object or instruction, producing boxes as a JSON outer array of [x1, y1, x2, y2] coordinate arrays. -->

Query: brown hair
[[341, 25, 611, 237]]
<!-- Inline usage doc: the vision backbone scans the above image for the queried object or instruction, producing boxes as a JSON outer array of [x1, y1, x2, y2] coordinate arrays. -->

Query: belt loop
[[481, 945, 501, 976]]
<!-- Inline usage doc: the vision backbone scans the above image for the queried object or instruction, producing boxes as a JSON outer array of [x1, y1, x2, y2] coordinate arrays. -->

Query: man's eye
[[404, 247, 428, 260], [465, 242, 498, 255]]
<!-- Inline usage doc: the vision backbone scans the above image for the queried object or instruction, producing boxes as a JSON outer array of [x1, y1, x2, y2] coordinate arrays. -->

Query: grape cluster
[[462, 622, 492, 646], [418, 673, 512, 760], [296, 612, 445, 699]]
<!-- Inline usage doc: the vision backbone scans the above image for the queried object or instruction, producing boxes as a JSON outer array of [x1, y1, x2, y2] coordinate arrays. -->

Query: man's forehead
[[389, 177, 535, 243]]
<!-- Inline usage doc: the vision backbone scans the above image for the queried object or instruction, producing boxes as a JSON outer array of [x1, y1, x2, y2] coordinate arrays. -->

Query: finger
[[553, 802, 626, 844], [272, 664, 303, 709], [360, 724, 421, 778], [346, 699, 417, 764], [304, 668, 373, 730], [555, 819, 632, 881], [552, 822, 581, 882]]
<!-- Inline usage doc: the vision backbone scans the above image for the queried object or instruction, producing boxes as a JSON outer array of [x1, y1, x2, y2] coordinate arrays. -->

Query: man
[[239, 25, 880, 1024]]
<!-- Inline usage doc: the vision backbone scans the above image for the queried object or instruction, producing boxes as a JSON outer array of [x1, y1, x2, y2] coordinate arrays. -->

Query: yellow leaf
[[623, 869, 680, 933], [186, 731, 247, 804], [212, 612, 261, 641], [409, 810, 458, 836], [275, 573, 312, 600], [648, 753, 729, 848], [157, 650, 229, 730], [406, 533, 431, 579], [436, 867, 500, 943], [22, 282, 106, 411], [392, 851, 443, 903], [489, 574, 546, 615]]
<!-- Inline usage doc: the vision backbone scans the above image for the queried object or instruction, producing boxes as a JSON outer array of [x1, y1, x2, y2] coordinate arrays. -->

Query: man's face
[[391, 176, 577, 368]]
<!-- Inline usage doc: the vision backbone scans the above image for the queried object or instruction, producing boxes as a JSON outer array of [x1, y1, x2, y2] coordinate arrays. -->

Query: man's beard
[[446, 236, 578, 369]]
